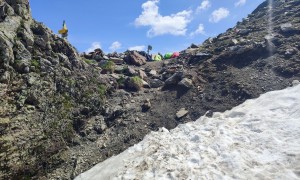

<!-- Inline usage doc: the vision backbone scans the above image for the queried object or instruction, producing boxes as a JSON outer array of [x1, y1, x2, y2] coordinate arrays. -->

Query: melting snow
[[76, 85, 300, 180]]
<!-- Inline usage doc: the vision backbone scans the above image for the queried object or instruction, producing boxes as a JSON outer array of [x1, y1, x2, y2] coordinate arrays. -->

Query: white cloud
[[209, 8, 230, 23], [235, 0, 246, 7], [109, 41, 122, 52], [128, 45, 146, 51], [134, 0, 192, 37], [86, 42, 101, 53], [190, 24, 205, 36], [196, 0, 211, 13]]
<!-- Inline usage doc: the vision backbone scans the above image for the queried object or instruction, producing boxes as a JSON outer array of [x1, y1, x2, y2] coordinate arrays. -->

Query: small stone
[[0, 71, 10, 83], [126, 66, 136, 76], [81, 107, 90, 115], [149, 79, 164, 88], [285, 48, 297, 56], [24, 66, 30, 73], [176, 108, 188, 119], [138, 70, 148, 80], [27, 76, 36, 86], [232, 39, 239, 45], [142, 99, 151, 111], [178, 78, 193, 89], [149, 70, 157, 76], [142, 80, 150, 88], [110, 73, 120, 79], [103, 55, 109, 60]]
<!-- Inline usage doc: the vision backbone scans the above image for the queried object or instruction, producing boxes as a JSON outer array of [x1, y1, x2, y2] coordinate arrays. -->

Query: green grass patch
[[129, 76, 143, 91], [98, 84, 107, 99], [31, 59, 40, 69], [101, 60, 115, 73], [83, 58, 96, 65]]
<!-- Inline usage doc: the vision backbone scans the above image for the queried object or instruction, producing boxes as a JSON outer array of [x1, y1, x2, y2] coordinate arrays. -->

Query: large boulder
[[124, 51, 146, 66], [149, 79, 164, 88], [178, 78, 193, 89], [164, 71, 184, 87]]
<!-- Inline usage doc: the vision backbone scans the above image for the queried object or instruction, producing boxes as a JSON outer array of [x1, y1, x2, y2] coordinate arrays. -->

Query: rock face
[[0, 0, 112, 179], [0, 0, 300, 179]]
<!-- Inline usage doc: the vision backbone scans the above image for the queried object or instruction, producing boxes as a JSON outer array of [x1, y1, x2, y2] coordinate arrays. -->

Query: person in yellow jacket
[[58, 20, 68, 38]]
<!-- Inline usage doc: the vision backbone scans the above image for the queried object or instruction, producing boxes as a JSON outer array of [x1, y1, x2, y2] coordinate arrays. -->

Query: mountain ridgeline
[[0, 0, 299, 179]]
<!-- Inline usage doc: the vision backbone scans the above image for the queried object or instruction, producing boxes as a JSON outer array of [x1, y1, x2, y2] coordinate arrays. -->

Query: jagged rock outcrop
[[0, 0, 113, 179], [124, 50, 147, 66]]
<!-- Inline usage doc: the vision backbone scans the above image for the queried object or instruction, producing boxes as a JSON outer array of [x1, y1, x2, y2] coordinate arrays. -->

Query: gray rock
[[229, 46, 241, 51], [58, 53, 71, 69], [114, 65, 124, 73], [103, 55, 109, 60], [0, 117, 10, 135], [27, 75, 37, 86], [164, 72, 184, 87], [35, 37, 47, 49], [0, 71, 10, 83], [81, 107, 90, 115], [93, 116, 107, 134], [149, 79, 164, 88], [264, 34, 275, 42], [110, 73, 120, 80], [195, 52, 211, 57], [25, 91, 39, 106], [142, 80, 150, 88], [148, 70, 157, 76], [40, 58, 52, 67], [142, 98, 151, 111], [285, 48, 297, 56], [109, 57, 124, 65], [190, 43, 199, 48], [232, 39, 239, 45], [14, 41, 31, 60], [178, 78, 193, 89], [280, 23, 297, 33], [238, 29, 251, 35], [125, 66, 136, 76], [48, 57, 59, 65], [184, 48, 198, 54], [23, 66, 30, 73], [176, 108, 188, 119], [113, 105, 123, 117], [138, 69, 148, 80], [19, 28, 34, 46]]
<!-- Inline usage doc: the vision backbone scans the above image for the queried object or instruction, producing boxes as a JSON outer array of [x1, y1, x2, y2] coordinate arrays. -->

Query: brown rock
[[124, 51, 146, 66]]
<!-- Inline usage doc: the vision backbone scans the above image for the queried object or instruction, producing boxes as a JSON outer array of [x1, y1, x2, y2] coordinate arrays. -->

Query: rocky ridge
[[0, 0, 300, 179]]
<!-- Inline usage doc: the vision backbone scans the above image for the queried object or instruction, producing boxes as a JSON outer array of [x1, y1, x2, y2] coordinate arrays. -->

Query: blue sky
[[30, 0, 264, 54]]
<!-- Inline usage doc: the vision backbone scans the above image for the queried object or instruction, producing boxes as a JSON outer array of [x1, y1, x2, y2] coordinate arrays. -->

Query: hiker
[[58, 20, 68, 38]]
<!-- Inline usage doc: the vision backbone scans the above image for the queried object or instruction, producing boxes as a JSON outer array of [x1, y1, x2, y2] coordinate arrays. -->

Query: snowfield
[[76, 84, 300, 180]]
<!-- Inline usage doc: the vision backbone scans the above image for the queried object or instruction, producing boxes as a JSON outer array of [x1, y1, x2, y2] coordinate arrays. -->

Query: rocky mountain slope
[[0, 0, 114, 179], [0, 0, 299, 179]]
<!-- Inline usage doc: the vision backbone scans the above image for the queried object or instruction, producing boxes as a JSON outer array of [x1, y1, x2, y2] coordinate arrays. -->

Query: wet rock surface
[[0, 0, 300, 179]]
